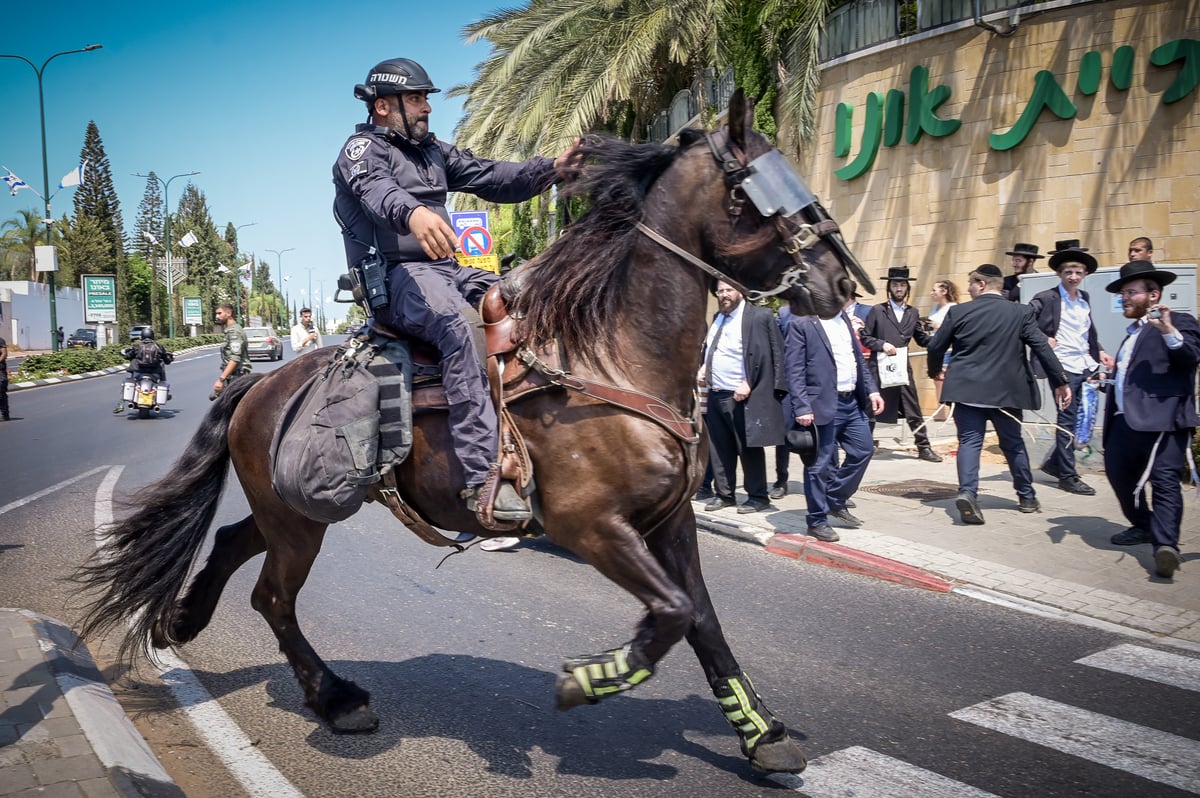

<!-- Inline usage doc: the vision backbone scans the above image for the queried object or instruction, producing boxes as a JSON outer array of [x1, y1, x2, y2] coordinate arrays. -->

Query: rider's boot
[[461, 481, 531, 523]]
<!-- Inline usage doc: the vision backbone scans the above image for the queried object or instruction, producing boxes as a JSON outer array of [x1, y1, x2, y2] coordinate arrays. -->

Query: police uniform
[[220, 322, 249, 379], [331, 77, 557, 490]]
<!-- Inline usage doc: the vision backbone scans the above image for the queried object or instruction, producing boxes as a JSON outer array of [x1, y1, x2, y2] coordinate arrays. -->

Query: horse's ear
[[728, 89, 757, 151], [728, 89, 746, 149]]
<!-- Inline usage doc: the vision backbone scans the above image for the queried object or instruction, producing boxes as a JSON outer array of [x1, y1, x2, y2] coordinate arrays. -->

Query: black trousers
[[706, 391, 768, 503], [1104, 414, 1190, 550]]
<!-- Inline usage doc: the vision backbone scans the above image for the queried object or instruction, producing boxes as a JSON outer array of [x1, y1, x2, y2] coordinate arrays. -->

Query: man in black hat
[[1028, 242, 1111, 495], [926, 264, 1071, 525], [1102, 262, 1200, 580], [785, 296, 885, 542], [1003, 242, 1044, 302], [860, 266, 942, 462]]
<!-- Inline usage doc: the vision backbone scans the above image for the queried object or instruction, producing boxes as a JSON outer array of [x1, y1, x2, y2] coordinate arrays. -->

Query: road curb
[[13, 609, 181, 797], [763, 533, 958, 592], [9, 344, 219, 391]]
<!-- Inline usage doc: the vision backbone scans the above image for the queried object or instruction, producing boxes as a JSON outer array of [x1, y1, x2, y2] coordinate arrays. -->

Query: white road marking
[[951, 692, 1200, 793], [768, 745, 1000, 796], [0, 465, 111, 517], [93, 465, 303, 798], [1076, 643, 1200, 693]]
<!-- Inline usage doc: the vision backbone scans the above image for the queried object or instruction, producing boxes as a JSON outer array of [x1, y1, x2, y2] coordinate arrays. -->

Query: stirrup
[[461, 465, 530, 531]]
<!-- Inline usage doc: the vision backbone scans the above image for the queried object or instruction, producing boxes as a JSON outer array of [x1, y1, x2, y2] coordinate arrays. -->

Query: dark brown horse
[[74, 93, 868, 774]]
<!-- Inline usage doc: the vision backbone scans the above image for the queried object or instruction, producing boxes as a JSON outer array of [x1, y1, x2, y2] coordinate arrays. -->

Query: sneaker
[[479, 537, 521, 552], [806, 523, 840, 542], [1110, 526, 1152, 546], [955, 491, 985, 525], [829, 508, 864, 528], [704, 497, 735, 512], [1154, 546, 1182, 579], [693, 488, 715, 502], [845, 499, 856, 509], [1018, 496, 1041, 513], [1056, 476, 1096, 496]]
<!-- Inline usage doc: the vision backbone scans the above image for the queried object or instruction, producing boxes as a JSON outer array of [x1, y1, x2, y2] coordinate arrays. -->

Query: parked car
[[129, 324, 154, 342], [66, 328, 97, 349], [244, 326, 283, 361]]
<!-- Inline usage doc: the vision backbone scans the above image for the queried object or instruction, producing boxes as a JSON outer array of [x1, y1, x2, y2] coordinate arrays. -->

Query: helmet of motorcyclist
[[141, 328, 155, 340], [353, 58, 441, 105]]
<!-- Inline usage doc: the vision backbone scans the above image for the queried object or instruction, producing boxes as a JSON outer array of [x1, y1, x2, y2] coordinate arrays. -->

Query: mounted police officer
[[332, 57, 576, 523]]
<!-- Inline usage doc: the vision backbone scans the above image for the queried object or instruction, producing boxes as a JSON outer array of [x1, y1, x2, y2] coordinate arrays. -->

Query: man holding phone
[[1102, 261, 1200, 580]]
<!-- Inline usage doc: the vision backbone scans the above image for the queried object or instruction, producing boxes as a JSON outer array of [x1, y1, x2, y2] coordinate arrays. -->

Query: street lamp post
[[1, 44, 103, 352], [265, 248, 294, 328], [229, 222, 257, 324], [133, 171, 199, 339]]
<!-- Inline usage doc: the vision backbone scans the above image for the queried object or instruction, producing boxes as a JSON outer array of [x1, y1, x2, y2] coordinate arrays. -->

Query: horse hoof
[[749, 735, 807, 774], [328, 705, 379, 734], [555, 673, 594, 711]]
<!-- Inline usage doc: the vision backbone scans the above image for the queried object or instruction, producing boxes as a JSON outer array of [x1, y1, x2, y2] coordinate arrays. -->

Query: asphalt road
[[1, 346, 1197, 798]]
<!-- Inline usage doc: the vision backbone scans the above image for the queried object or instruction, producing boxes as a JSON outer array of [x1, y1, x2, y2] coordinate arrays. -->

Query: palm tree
[[450, 0, 832, 158], [0, 209, 50, 282]]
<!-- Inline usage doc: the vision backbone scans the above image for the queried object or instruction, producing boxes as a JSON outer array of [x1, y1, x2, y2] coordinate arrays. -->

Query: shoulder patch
[[345, 138, 371, 161]]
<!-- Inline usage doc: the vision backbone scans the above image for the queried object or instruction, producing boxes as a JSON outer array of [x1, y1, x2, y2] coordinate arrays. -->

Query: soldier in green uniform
[[212, 303, 249, 398]]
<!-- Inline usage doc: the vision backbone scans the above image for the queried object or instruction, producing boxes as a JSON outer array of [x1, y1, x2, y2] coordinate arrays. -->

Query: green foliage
[[11, 335, 223, 381], [0, 208, 56, 281]]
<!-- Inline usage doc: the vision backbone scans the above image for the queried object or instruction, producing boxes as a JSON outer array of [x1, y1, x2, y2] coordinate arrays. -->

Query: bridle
[[635, 129, 857, 302]]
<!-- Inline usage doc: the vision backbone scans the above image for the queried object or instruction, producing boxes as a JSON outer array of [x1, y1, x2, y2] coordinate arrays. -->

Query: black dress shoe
[[737, 500, 770, 514], [1018, 496, 1041, 513], [1039, 461, 1062, 479], [955, 491, 985, 525], [829, 508, 864, 528], [806, 523, 840, 542], [704, 497, 735, 512], [1057, 476, 1096, 496], [1111, 526, 1152, 546], [917, 446, 943, 463], [768, 484, 788, 500], [1155, 546, 1182, 579], [693, 488, 715, 502]]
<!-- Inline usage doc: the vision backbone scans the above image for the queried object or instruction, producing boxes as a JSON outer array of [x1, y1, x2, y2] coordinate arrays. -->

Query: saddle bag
[[270, 341, 385, 523]]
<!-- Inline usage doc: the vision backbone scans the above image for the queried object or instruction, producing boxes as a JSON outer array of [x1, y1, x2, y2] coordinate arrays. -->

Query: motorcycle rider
[[114, 329, 173, 413], [332, 57, 578, 523]]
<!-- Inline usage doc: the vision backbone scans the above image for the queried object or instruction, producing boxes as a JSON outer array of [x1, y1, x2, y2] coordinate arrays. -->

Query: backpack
[[134, 341, 162, 369]]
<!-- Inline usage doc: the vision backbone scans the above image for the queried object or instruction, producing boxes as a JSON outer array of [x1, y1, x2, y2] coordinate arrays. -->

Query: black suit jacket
[[1103, 311, 1200, 439], [860, 302, 931, 385], [785, 314, 878, 426], [1028, 286, 1102, 378], [926, 293, 1067, 409], [702, 301, 787, 447]]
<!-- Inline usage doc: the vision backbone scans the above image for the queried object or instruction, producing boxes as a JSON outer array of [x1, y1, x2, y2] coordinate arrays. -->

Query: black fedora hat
[[1048, 244, 1098, 274], [1005, 242, 1043, 259], [1049, 239, 1089, 254], [1104, 261, 1178, 293], [785, 423, 820, 467], [879, 266, 916, 282]]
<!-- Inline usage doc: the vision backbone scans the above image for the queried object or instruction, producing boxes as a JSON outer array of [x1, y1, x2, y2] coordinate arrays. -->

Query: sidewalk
[[0, 609, 180, 797], [696, 419, 1200, 646]]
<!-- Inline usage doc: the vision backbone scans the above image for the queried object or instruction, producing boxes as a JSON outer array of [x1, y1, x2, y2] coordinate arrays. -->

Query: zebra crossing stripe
[[768, 745, 1000, 797], [1076, 644, 1200, 692], [951, 692, 1200, 793]]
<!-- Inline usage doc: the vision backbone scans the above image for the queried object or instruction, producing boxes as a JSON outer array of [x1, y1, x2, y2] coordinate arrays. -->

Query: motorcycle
[[119, 372, 170, 419]]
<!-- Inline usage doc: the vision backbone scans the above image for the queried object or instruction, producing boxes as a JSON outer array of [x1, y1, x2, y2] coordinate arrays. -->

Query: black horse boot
[[462, 481, 532, 524]]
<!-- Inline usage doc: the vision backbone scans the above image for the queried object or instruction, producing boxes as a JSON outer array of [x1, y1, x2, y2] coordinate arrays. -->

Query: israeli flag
[[178, 230, 199, 248], [58, 161, 87, 189], [2, 168, 31, 197]]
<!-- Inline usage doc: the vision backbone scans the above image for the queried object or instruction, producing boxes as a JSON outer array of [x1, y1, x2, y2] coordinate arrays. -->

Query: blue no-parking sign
[[459, 225, 493, 256]]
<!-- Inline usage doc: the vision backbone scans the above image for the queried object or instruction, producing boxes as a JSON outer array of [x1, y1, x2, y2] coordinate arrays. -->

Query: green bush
[[12, 335, 223, 381]]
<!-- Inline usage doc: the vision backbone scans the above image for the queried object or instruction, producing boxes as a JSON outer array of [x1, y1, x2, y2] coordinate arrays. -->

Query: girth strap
[[376, 470, 475, 548]]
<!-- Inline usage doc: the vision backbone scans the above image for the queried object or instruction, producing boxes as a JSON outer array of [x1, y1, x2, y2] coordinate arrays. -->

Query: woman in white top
[[926, 279, 959, 419]]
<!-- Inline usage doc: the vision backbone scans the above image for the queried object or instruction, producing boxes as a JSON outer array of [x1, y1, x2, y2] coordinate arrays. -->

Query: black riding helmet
[[141, 329, 155, 340], [354, 58, 440, 143]]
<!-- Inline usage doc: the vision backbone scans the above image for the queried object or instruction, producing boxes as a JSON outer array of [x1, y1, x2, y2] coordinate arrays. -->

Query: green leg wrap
[[712, 672, 781, 754], [562, 643, 654, 702]]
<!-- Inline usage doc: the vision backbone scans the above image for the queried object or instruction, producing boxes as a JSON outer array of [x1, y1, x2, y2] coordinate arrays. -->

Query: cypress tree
[[133, 174, 164, 330], [72, 121, 130, 333]]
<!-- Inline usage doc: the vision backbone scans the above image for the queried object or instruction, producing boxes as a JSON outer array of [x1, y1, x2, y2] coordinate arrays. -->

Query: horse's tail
[[72, 374, 265, 664]]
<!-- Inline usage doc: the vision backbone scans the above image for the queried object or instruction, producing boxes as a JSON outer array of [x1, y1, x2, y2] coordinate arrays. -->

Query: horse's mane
[[513, 133, 696, 360]]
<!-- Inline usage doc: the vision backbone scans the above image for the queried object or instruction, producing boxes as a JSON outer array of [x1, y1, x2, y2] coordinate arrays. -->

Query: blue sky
[[0, 0, 509, 325]]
